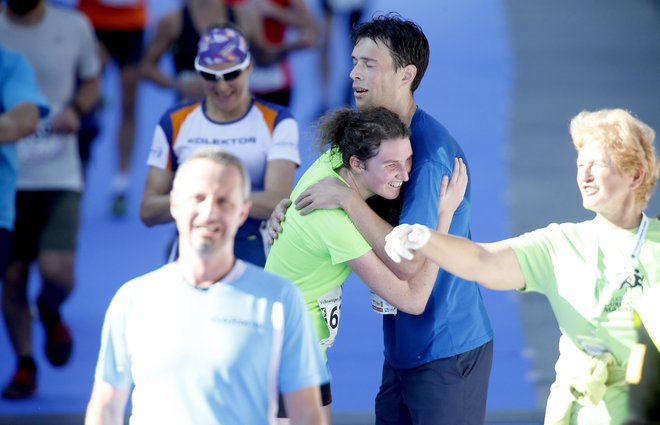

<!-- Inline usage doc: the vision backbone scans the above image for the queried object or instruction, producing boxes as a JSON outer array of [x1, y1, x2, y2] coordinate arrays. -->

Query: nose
[[350, 63, 361, 81], [212, 77, 233, 90], [397, 163, 410, 182], [578, 164, 593, 183], [198, 197, 217, 219]]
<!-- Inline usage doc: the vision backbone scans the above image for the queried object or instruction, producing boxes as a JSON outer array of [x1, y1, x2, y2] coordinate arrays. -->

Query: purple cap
[[196, 27, 250, 66]]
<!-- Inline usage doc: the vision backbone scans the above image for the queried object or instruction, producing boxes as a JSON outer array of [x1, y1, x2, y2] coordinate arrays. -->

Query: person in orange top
[[228, 0, 320, 106], [78, 0, 147, 217]]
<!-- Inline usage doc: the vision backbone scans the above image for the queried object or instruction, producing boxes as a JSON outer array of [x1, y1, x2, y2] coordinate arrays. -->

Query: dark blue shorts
[[95, 29, 144, 68], [375, 340, 493, 425]]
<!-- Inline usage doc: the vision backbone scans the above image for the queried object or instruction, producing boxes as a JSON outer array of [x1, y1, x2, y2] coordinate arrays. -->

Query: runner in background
[[140, 0, 231, 104], [228, 0, 321, 106], [140, 24, 300, 267], [78, 0, 147, 217], [317, 0, 369, 115]]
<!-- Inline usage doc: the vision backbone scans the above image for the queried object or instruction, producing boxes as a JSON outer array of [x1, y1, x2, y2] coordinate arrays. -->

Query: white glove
[[385, 224, 413, 263], [384, 224, 431, 263], [408, 224, 431, 249]]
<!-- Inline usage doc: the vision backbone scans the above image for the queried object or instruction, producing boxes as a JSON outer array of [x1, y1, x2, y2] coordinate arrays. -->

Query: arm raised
[[386, 225, 526, 291]]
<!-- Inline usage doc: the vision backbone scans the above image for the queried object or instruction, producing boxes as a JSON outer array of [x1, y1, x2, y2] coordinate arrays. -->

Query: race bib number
[[318, 286, 342, 347]]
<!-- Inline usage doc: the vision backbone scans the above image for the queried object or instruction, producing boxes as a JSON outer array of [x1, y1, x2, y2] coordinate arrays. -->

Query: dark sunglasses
[[194, 55, 250, 82]]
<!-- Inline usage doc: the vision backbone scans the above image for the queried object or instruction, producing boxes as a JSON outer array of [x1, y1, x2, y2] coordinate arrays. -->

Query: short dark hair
[[351, 13, 430, 92], [317, 107, 410, 168]]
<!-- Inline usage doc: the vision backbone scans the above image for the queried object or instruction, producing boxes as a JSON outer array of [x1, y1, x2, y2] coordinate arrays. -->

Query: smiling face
[[350, 38, 404, 112], [171, 158, 251, 259], [202, 61, 252, 121], [353, 137, 413, 200], [576, 141, 637, 217]]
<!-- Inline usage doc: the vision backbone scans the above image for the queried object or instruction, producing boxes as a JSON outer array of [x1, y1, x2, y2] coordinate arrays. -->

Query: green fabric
[[509, 219, 660, 424], [265, 150, 372, 356]]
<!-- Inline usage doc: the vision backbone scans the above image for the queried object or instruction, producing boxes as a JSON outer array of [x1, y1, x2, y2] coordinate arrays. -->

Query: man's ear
[[239, 200, 252, 226], [169, 191, 178, 220], [401, 64, 417, 87]]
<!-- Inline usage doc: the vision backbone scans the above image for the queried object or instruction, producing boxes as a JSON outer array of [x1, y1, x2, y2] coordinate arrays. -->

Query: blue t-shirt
[[0, 46, 48, 231], [95, 261, 328, 424], [383, 107, 494, 368]]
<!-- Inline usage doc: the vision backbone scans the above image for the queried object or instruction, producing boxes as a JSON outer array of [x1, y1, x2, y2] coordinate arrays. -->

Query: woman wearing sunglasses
[[140, 23, 300, 267]]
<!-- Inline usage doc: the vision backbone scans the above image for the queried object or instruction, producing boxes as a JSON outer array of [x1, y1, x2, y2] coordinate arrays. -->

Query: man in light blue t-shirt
[[0, 46, 48, 268], [85, 148, 327, 425], [0, 45, 48, 400]]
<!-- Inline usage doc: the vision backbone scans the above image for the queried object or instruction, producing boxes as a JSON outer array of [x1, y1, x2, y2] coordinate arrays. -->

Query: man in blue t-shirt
[[0, 46, 48, 272], [0, 45, 48, 400], [86, 148, 327, 424], [270, 14, 494, 425]]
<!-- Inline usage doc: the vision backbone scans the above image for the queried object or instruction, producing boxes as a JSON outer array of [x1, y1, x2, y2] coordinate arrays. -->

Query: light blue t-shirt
[[95, 261, 328, 424], [0, 46, 48, 230]]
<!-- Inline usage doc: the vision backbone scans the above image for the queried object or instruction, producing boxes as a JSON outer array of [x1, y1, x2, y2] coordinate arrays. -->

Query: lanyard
[[629, 213, 649, 268], [614, 213, 650, 284], [583, 214, 650, 354]]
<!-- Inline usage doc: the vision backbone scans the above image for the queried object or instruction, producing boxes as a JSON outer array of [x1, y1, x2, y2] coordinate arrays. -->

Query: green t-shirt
[[265, 150, 372, 356], [511, 218, 660, 365], [511, 218, 660, 424]]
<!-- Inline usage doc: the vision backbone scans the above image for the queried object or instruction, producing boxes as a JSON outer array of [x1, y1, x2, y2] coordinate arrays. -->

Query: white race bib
[[371, 291, 397, 315], [317, 286, 342, 347]]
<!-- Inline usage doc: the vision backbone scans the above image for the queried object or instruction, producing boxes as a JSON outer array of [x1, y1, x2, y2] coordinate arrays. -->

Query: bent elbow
[[398, 299, 427, 315], [394, 268, 415, 281]]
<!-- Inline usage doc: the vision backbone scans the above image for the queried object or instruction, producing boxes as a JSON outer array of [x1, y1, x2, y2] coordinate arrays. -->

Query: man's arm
[[0, 103, 40, 144], [283, 386, 326, 425], [140, 166, 175, 226], [85, 381, 130, 425], [52, 75, 101, 134]]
